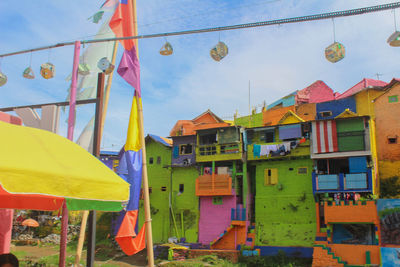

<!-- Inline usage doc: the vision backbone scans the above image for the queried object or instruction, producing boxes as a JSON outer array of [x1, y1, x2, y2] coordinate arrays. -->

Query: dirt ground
[[11, 244, 147, 266]]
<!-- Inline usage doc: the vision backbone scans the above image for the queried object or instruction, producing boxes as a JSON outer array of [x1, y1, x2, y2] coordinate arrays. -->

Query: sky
[[1, 0, 400, 151]]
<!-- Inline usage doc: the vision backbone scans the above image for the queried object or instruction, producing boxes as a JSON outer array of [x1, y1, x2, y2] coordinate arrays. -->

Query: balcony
[[323, 200, 379, 224], [312, 169, 373, 194], [195, 174, 233, 196], [196, 143, 243, 162], [247, 139, 310, 161]]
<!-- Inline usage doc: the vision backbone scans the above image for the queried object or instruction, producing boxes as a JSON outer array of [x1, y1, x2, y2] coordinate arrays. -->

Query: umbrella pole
[[59, 40, 80, 267]]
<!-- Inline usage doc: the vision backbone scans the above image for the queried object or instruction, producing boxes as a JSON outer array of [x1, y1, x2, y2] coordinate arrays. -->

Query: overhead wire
[[1, 1, 400, 58]]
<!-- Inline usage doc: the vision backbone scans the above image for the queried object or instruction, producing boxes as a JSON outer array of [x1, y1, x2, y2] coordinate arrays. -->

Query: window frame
[[179, 144, 193, 155]]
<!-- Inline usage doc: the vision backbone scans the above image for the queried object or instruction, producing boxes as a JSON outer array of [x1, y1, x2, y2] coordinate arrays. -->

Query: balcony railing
[[196, 143, 242, 162], [195, 174, 233, 196], [312, 169, 372, 194], [247, 139, 310, 161], [231, 207, 246, 221]]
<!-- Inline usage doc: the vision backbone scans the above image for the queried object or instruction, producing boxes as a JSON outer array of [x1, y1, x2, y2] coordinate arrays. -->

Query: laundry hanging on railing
[[253, 139, 302, 158]]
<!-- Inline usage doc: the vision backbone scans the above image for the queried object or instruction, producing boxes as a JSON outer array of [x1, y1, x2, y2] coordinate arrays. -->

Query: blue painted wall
[[253, 246, 314, 258], [171, 135, 196, 166], [349, 156, 367, 173], [316, 97, 356, 120]]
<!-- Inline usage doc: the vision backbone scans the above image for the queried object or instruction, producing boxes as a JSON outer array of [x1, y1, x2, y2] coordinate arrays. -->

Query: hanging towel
[[253, 144, 261, 158], [283, 142, 291, 152], [173, 146, 179, 158], [260, 145, 270, 157]]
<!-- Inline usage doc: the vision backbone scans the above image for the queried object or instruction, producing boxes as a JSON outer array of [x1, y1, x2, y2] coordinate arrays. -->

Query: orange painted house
[[374, 79, 400, 181]]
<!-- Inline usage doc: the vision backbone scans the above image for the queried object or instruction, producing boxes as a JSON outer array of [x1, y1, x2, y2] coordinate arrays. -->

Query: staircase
[[210, 205, 248, 250], [312, 245, 347, 267]]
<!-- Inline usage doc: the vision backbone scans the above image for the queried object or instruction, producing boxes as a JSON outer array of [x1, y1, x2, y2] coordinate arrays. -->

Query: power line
[[1, 2, 400, 58]]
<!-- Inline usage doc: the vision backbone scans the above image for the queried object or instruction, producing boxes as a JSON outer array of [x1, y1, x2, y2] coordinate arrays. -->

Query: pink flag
[[117, 46, 141, 97]]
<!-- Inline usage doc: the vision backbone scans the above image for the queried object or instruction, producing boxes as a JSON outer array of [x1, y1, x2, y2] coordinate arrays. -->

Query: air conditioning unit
[[183, 158, 191, 166]]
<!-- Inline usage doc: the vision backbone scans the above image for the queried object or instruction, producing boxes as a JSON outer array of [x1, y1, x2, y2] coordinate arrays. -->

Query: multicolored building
[[109, 78, 400, 266]]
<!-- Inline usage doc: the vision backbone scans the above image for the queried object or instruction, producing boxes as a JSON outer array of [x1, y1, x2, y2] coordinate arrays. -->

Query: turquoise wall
[[139, 139, 171, 244], [171, 167, 199, 243], [253, 158, 316, 247]]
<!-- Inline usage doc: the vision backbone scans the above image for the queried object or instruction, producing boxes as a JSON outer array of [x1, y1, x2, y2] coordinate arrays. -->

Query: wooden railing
[[195, 174, 232, 196]]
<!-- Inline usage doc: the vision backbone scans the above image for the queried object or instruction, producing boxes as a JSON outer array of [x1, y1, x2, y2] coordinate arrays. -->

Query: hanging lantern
[[160, 42, 173, 56], [40, 63, 55, 79], [210, 41, 228, 62], [0, 72, 7, 87], [78, 63, 91, 76], [387, 31, 400, 47], [325, 42, 345, 63], [97, 57, 115, 75], [23, 67, 35, 79]]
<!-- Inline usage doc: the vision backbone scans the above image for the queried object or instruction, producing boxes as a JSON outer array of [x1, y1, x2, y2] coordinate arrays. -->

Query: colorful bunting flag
[[110, 0, 145, 256]]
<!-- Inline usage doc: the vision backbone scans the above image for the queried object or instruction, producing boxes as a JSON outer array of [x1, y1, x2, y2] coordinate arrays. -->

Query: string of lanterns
[[1, 2, 400, 86]]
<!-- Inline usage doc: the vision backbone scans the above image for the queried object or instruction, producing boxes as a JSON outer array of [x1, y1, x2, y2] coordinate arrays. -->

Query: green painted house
[[138, 134, 172, 244], [245, 113, 316, 255]]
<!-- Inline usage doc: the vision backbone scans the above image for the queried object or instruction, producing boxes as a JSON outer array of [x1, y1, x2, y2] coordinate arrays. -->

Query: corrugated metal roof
[[148, 134, 172, 147], [336, 78, 388, 99]]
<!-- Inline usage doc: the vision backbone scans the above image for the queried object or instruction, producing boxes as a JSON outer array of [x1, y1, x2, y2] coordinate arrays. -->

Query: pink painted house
[[198, 190, 237, 244]]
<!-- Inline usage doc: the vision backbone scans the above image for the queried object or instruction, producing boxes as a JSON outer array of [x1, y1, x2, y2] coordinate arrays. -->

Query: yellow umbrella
[[0, 121, 129, 211]]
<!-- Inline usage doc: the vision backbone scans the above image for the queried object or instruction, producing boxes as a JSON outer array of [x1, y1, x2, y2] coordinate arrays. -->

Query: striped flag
[[312, 120, 338, 153], [110, 0, 146, 255]]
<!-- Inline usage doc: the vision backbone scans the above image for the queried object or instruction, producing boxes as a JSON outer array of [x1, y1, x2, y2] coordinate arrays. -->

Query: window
[[332, 224, 375, 245], [319, 111, 332, 117], [149, 157, 154, 164], [388, 137, 398, 144], [212, 196, 223, 205], [179, 144, 193, 155], [179, 184, 184, 194], [161, 186, 167, 192], [264, 168, 278, 185], [260, 130, 274, 143], [298, 167, 308, 174], [388, 95, 398, 103], [157, 156, 161, 164]]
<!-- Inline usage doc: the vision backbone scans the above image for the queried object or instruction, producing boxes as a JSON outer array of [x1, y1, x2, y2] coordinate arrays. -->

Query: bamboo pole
[[74, 211, 88, 266], [131, 0, 154, 266], [99, 41, 118, 140]]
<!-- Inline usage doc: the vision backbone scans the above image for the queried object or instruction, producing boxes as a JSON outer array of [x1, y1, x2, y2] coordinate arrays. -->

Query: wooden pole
[[74, 211, 88, 266], [86, 72, 106, 267], [99, 41, 119, 140], [59, 40, 80, 267], [131, 0, 154, 266]]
